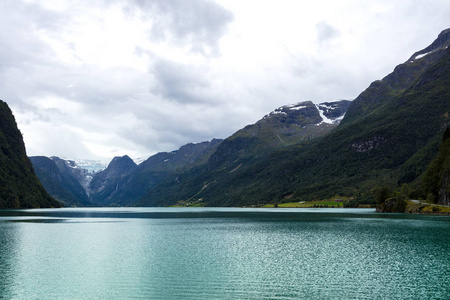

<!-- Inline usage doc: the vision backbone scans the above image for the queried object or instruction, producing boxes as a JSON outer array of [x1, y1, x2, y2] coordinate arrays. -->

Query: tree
[[375, 187, 391, 204]]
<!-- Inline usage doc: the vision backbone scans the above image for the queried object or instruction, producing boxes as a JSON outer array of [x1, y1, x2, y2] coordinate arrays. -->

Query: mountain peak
[[408, 28, 450, 61], [107, 155, 137, 171]]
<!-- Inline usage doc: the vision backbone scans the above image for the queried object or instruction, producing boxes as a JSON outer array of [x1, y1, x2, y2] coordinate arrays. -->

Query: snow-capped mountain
[[207, 100, 351, 168], [69, 159, 107, 173], [265, 100, 351, 126]]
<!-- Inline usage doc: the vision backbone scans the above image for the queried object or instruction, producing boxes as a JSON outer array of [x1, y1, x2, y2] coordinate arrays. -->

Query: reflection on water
[[0, 222, 18, 298], [0, 207, 449, 299]]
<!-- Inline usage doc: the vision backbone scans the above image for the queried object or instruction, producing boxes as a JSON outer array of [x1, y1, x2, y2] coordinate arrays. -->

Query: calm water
[[0, 207, 449, 299]]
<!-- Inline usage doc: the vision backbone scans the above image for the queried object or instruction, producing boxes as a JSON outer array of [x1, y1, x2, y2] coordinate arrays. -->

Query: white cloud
[[1, 0, 449, 162]]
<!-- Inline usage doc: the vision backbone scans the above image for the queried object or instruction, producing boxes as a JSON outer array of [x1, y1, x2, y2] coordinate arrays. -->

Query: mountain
[[31, 139, 223, 206], [138, 100, 351, 207], [139, 28, 450, 207], [30, 156, 93, 207], [209, 100, 350, 166], [88, 139, 223, 206], [343, 28, 450, 125], [28, 29, 450, 208], [89, 155, 138, 205], [0, 100, 60, 208]]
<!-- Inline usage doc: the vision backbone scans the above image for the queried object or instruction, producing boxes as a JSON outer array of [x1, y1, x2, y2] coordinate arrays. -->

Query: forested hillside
[[0, 100, 60, 208]]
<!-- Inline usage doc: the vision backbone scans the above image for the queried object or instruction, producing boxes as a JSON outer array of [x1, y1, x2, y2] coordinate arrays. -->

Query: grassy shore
[[262, 197, 356, 208], [406, 200, 450, 214]]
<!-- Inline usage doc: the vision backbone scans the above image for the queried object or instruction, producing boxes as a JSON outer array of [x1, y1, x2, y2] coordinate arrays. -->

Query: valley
[[26, 28, 450, 210]]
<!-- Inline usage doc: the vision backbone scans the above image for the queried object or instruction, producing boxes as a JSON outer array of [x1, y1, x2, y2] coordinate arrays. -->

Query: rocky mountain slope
[[0, 100, 60, 208]]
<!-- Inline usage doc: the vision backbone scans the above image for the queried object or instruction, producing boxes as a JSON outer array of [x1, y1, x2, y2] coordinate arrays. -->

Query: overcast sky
[[1, 0, 449, 163]]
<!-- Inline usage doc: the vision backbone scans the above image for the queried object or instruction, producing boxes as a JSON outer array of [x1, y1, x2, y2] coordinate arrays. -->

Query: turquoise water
[[0, 207, 449, 299]]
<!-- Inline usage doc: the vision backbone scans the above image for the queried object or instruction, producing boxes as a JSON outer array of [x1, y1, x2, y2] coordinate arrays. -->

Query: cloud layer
[[1, 0, 449, 162]]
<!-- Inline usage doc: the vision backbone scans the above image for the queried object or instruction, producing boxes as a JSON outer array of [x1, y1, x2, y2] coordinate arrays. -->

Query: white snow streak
[[289, 106, 307, 111], [315, 104, 334, 124]]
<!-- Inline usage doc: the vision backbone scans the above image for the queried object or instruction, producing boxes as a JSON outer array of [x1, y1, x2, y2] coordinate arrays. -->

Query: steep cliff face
[[0, 100, 60, 208]]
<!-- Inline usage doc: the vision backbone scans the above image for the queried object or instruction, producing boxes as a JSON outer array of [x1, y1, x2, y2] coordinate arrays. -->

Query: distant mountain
[[88, 139, 223, 206], [0, 100, 60, 208], [139, 28, 450, 207], [30, 156, 93, 207], [89, 155, 138, 205], [31, 139, 223, 206]]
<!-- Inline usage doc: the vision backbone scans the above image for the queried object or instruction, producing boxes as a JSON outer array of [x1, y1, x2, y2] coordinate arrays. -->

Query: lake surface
[[0, 207, 449, 299]]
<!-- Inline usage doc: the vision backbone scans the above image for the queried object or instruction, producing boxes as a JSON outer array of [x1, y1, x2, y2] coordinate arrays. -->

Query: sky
[[0, 0, 449, 163]]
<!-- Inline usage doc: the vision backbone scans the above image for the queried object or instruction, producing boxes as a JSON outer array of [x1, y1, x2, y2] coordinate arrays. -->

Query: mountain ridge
[[342, 28, 450, 125], [30, 28, 450, 208], [138, 28, 450, 207]]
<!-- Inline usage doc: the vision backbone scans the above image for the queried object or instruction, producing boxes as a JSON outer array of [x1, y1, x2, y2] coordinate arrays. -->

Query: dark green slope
[[139, 101, 351, 207], [139, 30, 450, 207], [0, 100, 60, 208], [214, 46, 450, 205], [30, 156, 92, 207], [342, 28, 450, 125]]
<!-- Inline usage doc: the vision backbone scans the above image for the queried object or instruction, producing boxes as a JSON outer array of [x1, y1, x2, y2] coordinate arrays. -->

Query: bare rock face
[[351, 136, 387, 153]]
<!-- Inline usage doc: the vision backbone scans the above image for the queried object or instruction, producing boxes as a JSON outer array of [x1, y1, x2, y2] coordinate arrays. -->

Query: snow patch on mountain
[[315, 104, 334, 124], [288, 105, 307, 111], [414, 49, 437, 60]]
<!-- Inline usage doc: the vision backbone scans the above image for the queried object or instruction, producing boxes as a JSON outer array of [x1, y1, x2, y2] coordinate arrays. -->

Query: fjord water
[[0, 208, 449, 299]]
